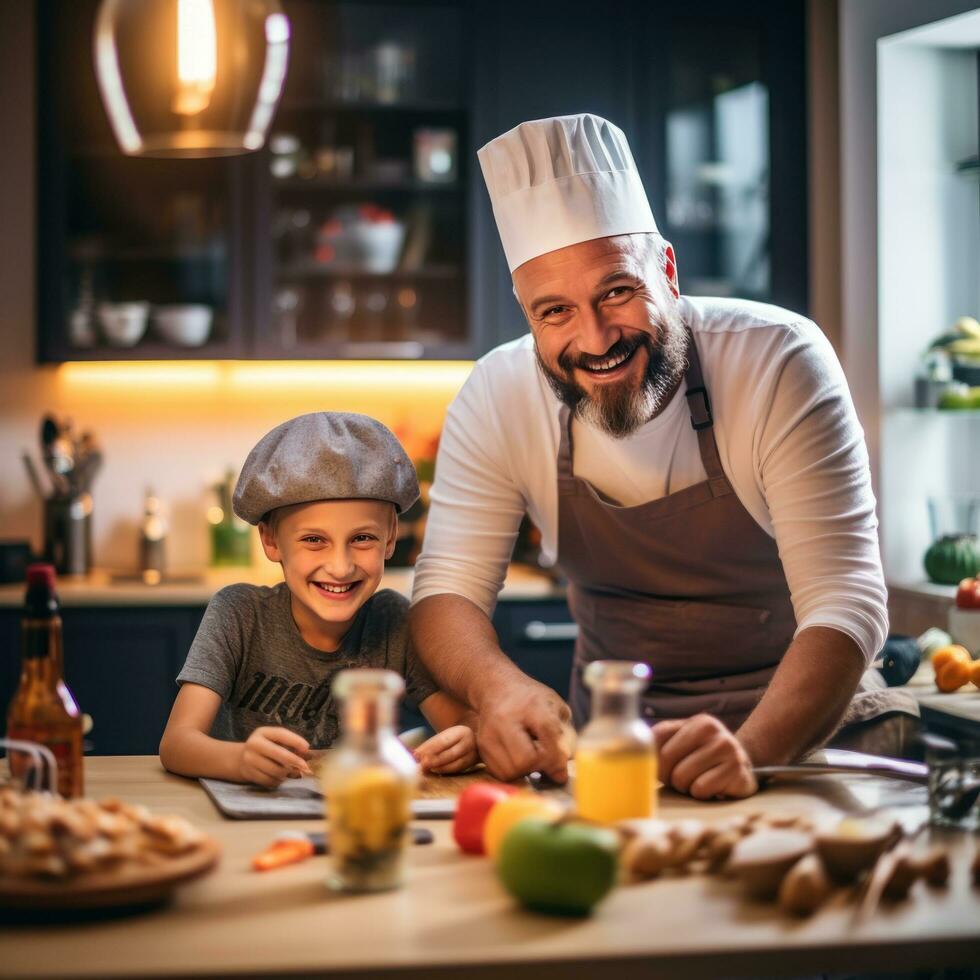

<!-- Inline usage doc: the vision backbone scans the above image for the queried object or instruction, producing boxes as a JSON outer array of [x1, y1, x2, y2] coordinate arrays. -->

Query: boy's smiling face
[[259, 499, 397, 648]]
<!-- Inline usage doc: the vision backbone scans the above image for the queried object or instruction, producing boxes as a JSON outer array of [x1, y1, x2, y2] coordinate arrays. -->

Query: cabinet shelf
[[69, 244, 227, 263], [276, 262, 460, 280], [890, 407, 980, 418], [273, 177, 460, 193], [279, 99, 464, 115]]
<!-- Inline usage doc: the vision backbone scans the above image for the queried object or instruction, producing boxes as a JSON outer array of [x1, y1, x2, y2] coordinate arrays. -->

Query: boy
[[160, 412, 477, 788]]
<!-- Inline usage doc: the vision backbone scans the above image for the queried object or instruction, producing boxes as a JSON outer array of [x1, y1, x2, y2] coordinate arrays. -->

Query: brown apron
[[559, 330, 915, 735]]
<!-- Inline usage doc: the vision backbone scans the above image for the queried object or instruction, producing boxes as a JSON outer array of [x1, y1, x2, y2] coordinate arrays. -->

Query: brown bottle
[[6, 564, 84, 797]]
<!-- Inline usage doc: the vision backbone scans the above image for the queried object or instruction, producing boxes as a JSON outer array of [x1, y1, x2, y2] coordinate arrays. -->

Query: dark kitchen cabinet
[[35, 1, 249, 362], [1, 596, 574, 755], [35, 0, 807, 363], [0, 606, 204, 757]]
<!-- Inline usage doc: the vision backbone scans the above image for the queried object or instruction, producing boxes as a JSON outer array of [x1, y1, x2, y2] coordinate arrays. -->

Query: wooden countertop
[[0, 564, 565, 608], [3, 757, 979, 979]]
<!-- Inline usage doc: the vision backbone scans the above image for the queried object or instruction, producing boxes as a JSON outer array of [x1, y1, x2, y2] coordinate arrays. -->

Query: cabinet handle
[[523, 620, 579, 641]]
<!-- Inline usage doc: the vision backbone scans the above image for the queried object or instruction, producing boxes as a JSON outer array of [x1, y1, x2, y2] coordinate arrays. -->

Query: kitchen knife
[[753, 748, 928, 785]]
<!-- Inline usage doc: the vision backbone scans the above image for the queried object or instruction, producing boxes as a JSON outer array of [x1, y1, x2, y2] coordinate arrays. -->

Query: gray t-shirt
[[176, 583, 437, 748]]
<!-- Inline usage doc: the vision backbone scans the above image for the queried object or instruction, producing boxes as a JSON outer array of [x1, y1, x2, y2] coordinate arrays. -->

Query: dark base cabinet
[[1, 599, 575, 757], [0, 607, 204, 757], [492, 600, 575, 703]]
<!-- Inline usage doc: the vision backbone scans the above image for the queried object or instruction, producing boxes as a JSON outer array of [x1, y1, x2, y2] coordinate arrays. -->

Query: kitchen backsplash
[[0, 354, 468, 571]]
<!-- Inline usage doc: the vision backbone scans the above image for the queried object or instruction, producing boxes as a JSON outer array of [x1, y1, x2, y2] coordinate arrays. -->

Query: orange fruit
[[932, 645, 971, 671], [482, 793, 566, 861], [971, 660, 980, 690], [936, 657, 972, 692]]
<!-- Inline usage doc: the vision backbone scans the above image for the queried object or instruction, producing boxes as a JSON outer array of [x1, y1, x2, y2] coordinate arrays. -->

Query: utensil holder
[[44, 494, 93, 576]]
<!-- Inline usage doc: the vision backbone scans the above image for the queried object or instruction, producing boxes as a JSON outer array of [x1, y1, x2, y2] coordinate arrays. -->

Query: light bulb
[[173, 0, 217, 116]]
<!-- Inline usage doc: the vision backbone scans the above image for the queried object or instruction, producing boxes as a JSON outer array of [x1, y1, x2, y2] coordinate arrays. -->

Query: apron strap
[[683, 329, 733, 497], [557, 405, 574, 478]]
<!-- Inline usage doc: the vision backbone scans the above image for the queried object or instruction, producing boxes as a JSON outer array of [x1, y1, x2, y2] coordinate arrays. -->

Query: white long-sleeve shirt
[[412, 296, 888, 665]]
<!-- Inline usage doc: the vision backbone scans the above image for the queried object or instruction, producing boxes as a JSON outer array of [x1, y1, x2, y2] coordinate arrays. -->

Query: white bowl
[[949, 607, 980, 657], [350, 221, 406, 274], [97, 302, 149, 346], [153, 304, 213, 347]]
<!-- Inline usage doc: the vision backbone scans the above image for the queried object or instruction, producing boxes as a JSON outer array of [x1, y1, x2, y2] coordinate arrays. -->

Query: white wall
[[839, 0, 980, 585], [877, 23, 980, 582]]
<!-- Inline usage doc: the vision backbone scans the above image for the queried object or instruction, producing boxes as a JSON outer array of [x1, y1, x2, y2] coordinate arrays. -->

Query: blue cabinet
[[0, 606, 202, 757], [1, 597, 575, 755]]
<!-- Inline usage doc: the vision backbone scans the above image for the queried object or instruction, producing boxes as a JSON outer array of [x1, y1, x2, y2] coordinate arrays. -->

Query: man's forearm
[[409, 593, 526, 710], [736, 625, 867, 766]]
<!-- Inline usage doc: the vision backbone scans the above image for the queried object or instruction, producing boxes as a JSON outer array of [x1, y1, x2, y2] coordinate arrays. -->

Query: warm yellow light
[[56, 360, 473, 394], [227, 360, 472, 391], [173, 0, 217, 116], [59, 362, 223, 387]]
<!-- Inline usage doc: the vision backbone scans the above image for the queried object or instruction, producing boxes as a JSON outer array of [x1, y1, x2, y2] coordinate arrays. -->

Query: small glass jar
[[574, 661, 657, 823], [321, 669, 418, 892], [927, 735, 980, 831]]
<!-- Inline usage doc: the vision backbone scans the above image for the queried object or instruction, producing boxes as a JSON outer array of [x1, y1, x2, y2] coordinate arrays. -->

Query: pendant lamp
[[94, 0, 290, 158]]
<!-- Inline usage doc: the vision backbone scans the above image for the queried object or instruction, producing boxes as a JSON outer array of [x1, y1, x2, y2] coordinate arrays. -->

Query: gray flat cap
[[233, 412, 420, 524]]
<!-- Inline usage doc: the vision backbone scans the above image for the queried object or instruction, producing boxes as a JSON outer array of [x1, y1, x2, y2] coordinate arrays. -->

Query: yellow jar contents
[[573, 660, 658, 824], [328, 766, 412, 889], [322, 668, 418, 893], [575, 745, 657, 823]]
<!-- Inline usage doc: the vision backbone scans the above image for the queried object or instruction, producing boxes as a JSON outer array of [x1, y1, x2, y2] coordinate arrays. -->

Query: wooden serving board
[[0, 836, 222, 911]]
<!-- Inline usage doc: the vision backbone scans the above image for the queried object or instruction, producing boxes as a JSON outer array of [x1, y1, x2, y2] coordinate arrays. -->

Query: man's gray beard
[[535, 312, 689, 439]]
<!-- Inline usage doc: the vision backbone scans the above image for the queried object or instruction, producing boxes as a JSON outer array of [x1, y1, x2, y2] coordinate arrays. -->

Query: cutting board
[[201, 770, 528, 820]]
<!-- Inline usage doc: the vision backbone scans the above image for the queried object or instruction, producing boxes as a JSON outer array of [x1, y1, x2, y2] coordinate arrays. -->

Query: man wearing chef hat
[[409, 114, 915, 798]]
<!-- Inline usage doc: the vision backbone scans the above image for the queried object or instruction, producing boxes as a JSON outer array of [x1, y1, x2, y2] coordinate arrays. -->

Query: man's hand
[[475, 680, 572, 783], [238, 726, 312, 788], [654, 714, 757, 800], [414, 726, 478, 775]]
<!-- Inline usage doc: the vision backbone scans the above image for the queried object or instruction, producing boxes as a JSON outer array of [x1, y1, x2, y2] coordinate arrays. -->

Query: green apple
[[496, 817, 620, 916]]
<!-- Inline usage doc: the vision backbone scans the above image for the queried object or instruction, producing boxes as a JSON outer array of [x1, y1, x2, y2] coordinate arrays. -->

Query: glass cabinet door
[[664, 21, 771, 299], [37, 0, 244, 361], [254, 0, 470, 358], [637, 0, 807, 313]]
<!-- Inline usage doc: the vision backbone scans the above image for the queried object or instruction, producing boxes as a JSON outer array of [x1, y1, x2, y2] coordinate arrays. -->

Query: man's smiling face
[[513, 233, 687, 438]]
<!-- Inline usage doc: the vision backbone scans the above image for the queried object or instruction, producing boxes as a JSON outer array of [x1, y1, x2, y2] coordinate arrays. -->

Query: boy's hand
[[239, 726, 313, 788], [414, 726, 478, 775]]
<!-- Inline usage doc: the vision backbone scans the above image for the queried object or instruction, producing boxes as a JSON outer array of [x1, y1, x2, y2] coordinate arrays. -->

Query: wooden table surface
[[2, 756, 980, 980]]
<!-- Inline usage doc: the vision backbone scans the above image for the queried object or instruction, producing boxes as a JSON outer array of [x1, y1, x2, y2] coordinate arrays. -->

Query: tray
[[0, 836, 222, 911]]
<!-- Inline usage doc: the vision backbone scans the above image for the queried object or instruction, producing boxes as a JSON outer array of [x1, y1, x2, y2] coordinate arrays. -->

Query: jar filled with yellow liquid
[[574, 661, 657, 823], [321, 669, 418, 892]]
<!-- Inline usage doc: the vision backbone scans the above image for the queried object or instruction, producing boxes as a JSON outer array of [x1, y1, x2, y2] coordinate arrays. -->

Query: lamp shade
[[94, 0, 290, 158]]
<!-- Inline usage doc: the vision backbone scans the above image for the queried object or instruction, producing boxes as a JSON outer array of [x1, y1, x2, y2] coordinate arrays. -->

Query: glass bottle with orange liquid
[[6, 564, 84, 797], [574, 660, 656, 823]]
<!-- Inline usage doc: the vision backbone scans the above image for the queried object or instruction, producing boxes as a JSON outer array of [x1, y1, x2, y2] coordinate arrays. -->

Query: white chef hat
[[478, 113, 659, 273]]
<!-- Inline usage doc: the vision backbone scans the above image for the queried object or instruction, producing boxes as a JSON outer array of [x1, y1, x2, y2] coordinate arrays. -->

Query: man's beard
[[535, 313, 689, 439]]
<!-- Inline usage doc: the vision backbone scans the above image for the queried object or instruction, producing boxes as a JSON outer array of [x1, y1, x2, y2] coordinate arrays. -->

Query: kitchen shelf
[[889, 407, 980, 417], [273, 177, 461, 193], [955, 155, 980, 179], [68, 244, 227, 262], [279, 99, 465, 114], [262, 339, 472, 360], [276, 262, 460, 280], [55, 340, 239, 361]]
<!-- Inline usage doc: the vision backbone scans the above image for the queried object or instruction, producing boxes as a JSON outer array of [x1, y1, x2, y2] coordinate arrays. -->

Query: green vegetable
[[924, 535, 980, 585], [937, 386, 980, 410]]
